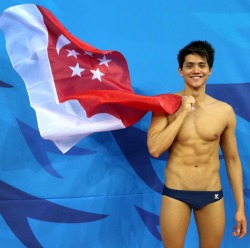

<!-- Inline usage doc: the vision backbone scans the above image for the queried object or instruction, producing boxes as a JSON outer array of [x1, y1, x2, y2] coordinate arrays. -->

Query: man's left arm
[[220, 105, 247, 239]]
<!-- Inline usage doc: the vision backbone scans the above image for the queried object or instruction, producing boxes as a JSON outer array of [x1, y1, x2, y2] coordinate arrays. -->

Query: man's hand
[[182, 96, 196, 114], [232, 209, 247, 238]]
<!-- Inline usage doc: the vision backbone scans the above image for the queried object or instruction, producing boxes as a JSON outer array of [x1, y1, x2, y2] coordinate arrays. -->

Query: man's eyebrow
[[185, 61, 206, 64]]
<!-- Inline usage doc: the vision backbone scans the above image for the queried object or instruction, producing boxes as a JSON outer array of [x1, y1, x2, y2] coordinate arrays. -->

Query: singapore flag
[[0, 4, 181, 153]]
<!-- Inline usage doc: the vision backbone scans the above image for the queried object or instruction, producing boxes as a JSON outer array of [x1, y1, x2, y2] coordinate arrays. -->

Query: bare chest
[[173, 107, 226, 142]]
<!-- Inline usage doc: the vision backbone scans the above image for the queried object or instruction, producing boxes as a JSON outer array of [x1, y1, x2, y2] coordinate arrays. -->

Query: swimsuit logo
[[214, 194, 219, 199]]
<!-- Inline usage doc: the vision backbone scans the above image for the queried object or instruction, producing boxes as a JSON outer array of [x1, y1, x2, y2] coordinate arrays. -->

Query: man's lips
[[190, 75, 203, 79]]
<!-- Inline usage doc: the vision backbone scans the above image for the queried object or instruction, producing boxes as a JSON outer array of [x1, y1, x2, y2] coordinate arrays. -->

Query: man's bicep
[[147, 112, 168, 138], [220, 108, 239, 160]]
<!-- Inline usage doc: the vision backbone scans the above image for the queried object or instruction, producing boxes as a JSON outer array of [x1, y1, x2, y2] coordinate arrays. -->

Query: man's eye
[[186, 64, 192, 69]]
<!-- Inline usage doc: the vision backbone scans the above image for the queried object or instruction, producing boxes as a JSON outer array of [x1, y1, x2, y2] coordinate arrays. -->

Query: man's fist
[[182, 96, 196, 114]]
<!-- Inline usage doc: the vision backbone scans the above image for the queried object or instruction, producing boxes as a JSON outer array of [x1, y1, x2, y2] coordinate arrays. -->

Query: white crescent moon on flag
[[56, 34, 70, 54]]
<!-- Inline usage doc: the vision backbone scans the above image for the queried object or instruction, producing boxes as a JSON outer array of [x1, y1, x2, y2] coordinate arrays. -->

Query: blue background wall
[[0, 1, 249, 247]]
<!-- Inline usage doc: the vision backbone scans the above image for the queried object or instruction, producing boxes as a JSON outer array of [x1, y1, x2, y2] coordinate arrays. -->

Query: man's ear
[[178, 67, 183, 76], [209, 68, 213, 76]]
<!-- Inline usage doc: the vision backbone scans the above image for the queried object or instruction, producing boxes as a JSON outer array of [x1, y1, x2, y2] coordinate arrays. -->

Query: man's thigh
[[160, 196, 192, 248], [194, 198, 225, 248]]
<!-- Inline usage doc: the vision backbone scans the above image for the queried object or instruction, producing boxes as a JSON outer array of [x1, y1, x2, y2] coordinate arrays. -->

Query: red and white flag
[[0, 4, 181, 153]]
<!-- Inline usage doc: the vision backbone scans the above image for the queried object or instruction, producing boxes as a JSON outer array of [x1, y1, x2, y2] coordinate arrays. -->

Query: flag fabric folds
[[0, 4, 182, 153]]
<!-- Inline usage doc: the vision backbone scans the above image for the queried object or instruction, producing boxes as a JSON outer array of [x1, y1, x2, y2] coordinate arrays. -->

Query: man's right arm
[[147, 96, 195, 158]]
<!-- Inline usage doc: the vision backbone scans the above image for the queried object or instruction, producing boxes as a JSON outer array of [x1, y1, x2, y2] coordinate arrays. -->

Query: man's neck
[[183, 86, 206, 103]]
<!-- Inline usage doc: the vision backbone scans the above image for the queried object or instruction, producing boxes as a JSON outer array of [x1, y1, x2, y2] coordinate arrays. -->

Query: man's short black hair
[[177, 40, 215, 69]]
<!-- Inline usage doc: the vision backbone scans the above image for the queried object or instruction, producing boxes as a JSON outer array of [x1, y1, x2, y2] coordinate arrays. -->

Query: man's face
[[178, 53, 212, 89]]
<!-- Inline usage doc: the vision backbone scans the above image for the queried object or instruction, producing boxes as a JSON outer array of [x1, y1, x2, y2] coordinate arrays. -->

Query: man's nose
[[192, 65, 200, 73]]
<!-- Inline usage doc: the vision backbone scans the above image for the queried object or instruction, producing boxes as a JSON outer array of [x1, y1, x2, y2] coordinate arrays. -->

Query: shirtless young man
[[147, 41, 247, 248]]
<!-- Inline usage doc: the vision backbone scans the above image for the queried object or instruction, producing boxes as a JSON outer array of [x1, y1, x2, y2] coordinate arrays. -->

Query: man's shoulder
[[205, 95, 235, 117], [173, 91, 182, 96], [206, 95, 233, 109]]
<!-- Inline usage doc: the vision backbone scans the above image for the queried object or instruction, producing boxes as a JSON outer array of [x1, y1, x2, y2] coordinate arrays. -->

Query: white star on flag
[[98, 55, 112, 67], [84, 51, 93, 57], [69, 63, 85, 77], [67, 49, 80, 58], [90, 68, 105, 82]]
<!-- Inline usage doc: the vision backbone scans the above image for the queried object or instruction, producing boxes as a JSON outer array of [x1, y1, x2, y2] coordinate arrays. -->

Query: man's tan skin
[[147, 41, 247, 248]]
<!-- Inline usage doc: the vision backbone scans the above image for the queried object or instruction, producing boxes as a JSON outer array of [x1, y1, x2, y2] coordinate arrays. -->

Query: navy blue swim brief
[[162, 185, 223, 210]]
